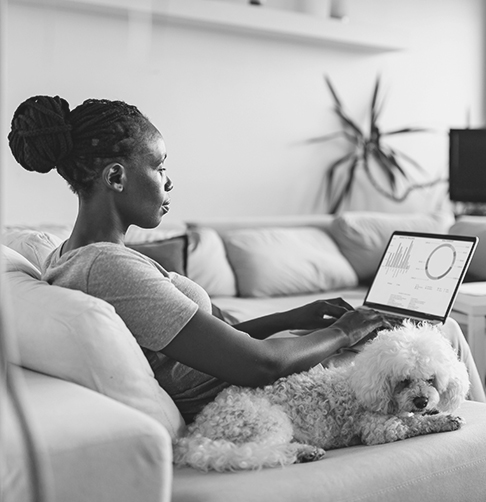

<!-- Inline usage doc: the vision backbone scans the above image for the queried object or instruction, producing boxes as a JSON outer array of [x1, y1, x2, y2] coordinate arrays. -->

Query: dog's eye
[[427, 378, 435, 385], [401, 379, 411, 388]]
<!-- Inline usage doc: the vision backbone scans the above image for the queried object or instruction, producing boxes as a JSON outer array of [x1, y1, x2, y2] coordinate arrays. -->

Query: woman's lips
[[161, 200, 171, 213]]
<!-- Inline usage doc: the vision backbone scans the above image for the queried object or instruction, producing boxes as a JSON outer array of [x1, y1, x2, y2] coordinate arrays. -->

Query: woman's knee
[[440, 317, 467, 353]]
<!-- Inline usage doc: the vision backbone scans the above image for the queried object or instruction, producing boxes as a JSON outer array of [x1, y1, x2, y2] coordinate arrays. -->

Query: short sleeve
[[86, 247, 199, 351]]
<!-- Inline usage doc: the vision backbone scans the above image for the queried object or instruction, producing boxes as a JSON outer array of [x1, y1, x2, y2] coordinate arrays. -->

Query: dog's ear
[[349, 358, 396, 413], [435, 359, 470, 412], [348, 329, 405, 413]]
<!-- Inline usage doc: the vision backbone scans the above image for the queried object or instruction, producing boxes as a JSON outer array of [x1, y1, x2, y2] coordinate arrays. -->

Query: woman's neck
[[62, 196, 127, 254]]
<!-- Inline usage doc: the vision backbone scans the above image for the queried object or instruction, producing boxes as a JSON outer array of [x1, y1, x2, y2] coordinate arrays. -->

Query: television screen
[[449, 129, 486, 203]]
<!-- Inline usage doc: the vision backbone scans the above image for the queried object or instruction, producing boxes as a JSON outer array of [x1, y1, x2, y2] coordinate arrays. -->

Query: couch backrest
[[185, 212, 457, 294]]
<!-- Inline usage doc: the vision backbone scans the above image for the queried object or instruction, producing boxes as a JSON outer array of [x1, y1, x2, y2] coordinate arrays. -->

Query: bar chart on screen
[[383, 241, 413, 277]]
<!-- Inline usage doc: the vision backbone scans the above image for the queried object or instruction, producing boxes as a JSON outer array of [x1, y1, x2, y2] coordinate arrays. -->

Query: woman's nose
[[165, 176, 173, 192]]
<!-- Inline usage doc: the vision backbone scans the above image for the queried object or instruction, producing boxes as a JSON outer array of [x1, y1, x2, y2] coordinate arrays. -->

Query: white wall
[[2, 0, 485, 226]]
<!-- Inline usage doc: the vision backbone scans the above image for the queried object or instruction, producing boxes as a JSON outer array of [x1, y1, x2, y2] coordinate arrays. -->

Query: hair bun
[[8, 95, 74, 173]]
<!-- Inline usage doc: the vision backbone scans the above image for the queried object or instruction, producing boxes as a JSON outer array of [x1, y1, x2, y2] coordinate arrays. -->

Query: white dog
[[173, 321, 470, 472]]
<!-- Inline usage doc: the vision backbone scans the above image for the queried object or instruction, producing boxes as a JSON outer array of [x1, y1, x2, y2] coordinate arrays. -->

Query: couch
[[3, 210, 486, 502]]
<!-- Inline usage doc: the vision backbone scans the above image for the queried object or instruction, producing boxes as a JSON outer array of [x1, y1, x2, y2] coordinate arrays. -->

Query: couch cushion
[[186, 227, 237, 297], [3, 246, 185, 439], [6, 368, 172, 502], [125, 220, 187, 244], [173, 401, 486, 502], [128, 235, 188, 275], [221, 227, 358, 297], [449, 216, 486, 281], [330, 211, 455, 282]]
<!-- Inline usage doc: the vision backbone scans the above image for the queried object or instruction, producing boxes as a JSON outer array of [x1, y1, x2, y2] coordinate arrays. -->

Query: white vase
[[302, 0, 329, 18], [329, 0, 348, 21]]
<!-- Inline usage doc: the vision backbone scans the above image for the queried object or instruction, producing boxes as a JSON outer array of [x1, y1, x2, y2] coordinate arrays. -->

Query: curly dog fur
[[173, 321, 470, 471]]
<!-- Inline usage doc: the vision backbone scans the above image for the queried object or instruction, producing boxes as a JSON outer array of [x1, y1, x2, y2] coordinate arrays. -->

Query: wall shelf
[[11, 0, 406, 52]]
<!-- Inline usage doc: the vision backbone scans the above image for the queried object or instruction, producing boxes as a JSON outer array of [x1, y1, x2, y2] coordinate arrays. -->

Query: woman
[[8, 96, 485, 422]]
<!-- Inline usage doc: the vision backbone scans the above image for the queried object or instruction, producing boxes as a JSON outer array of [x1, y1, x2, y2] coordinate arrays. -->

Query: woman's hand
[[331, 307, 393, 347], [281, 298, 355, 331]]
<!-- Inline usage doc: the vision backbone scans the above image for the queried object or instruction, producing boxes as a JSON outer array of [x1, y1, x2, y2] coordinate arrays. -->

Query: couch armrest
[[3, 368, 173, 502]]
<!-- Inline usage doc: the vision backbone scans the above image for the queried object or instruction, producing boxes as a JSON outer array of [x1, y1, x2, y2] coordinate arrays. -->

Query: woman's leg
[[440, 317, 486, 402]]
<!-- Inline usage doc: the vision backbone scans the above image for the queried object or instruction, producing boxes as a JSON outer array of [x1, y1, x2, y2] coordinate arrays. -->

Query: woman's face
[[119, 131, 173, 229]]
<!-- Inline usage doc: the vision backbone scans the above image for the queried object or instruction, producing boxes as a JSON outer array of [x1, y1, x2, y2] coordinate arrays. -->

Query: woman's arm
[[87, 250, 386, 389], [231, 298, 355, 340], [162, 306, 388, 388]]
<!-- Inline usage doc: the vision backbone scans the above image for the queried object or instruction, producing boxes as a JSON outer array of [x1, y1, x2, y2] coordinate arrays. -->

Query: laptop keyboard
[[381, 313, 427, 328], [381, 313, 411, 327]]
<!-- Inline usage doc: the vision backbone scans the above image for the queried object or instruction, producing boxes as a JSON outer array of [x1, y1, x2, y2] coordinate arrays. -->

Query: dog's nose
[[413, 396, 429, 409]]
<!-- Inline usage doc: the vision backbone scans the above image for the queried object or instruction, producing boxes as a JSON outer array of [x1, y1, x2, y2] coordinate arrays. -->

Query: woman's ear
[[103, 162, 126, 192]]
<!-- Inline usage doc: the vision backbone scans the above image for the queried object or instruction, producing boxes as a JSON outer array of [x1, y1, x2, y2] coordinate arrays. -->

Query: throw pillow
[[3, 246, 185, 439], [2, 244, 41, 278], [125, 221, 187, 244], [221, 227, 358, 297], [128, 235, 188, 275], [186, 226, 237, 297], [3, 229, 63, 270], [330, 211, 455, 282]]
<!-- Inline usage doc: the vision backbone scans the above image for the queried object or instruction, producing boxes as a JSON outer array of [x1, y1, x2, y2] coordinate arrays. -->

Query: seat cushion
[[3, 245, 185, 439], [172, 401, 486, 502]]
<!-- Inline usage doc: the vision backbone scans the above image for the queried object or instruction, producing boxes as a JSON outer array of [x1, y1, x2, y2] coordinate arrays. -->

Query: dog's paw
[[295, 445, 326, 463], [429, 414, 465, 433], [441, 414, 465, 431]]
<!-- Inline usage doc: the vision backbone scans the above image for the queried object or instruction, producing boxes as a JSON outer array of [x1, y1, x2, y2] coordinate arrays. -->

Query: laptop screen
[[363, 231, 478, 322]]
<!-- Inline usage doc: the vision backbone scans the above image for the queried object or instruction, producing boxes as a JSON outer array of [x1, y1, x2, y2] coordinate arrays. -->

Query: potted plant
[[310, 76, 444, 213]]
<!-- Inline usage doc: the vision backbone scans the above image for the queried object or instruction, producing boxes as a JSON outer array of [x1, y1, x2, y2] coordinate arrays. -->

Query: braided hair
[[8, 96, 155, 195]]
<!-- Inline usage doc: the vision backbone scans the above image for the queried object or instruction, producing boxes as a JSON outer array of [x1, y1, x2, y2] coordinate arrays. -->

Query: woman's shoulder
[[42, 241, 176, 298], [52, 241, 157, 264], [44, 241, 169, 281]]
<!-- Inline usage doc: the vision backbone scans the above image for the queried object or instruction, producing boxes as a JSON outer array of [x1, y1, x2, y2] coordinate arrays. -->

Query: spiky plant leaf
[[388, 146, 427, 173], [370, 148, 398, 189], [375, 146, 408, 179], [306, 131, 345, 144], [326, 152, 357, 199], [313, 75, 437, 212], [370, 75, 381, 130], [382, 127, 429, 135], [324, 75, 342, 108], [330, 156, 359, 214], [325, 76, 363, 138]]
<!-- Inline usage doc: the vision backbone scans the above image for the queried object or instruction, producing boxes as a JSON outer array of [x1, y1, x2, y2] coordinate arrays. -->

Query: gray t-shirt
[[43, 242, 230, 423]]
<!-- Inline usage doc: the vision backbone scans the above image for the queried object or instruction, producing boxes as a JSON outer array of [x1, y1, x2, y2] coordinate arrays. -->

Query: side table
[[450, 283, 486, 392]]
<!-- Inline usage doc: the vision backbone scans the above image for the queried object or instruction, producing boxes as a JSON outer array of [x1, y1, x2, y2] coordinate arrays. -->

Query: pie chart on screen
[[425, 243, 456, 280]]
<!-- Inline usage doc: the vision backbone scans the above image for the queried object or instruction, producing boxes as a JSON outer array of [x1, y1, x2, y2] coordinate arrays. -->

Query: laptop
[[362, 231, 479, 325]]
